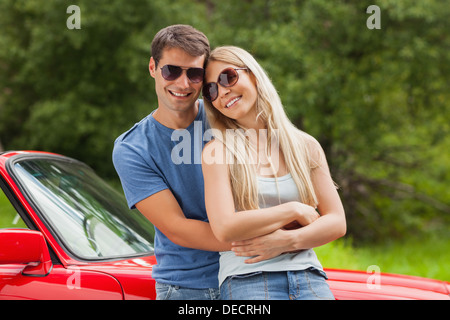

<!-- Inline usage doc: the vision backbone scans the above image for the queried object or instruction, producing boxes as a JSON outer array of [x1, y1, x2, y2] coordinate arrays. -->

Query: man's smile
[[169, 90, 193, 98]]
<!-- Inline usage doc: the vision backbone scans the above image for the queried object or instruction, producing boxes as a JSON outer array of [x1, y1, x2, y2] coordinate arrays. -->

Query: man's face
[[149, 47, 205, 114]]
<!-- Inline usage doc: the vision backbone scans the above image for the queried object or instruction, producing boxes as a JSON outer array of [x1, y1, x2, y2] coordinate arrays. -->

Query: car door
[[0, 263, 124, 300], [0, 180, 124, 300]]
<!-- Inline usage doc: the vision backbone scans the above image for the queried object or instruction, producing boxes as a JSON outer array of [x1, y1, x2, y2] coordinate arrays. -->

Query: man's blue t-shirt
[[112, 100, 219, 289]]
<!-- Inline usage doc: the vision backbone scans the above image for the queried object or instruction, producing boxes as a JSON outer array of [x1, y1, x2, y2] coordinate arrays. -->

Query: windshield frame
[[6, 153, 155, 262]]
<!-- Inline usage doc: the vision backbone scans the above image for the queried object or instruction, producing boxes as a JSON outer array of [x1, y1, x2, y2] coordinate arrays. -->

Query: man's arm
[[136, 189, 231, 252]]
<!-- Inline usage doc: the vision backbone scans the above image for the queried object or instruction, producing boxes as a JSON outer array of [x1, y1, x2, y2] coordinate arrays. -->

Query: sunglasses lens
[[187, 68, 205, 83], [219, 68, 239, 87], [203, 83, 218, 101], [161, 65, 205, 83], [161, 65, 182, 81], [202, 68, 245, 102]]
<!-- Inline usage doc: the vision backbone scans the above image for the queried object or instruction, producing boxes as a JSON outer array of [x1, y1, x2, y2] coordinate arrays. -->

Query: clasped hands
[[230, 202, 319, 264]]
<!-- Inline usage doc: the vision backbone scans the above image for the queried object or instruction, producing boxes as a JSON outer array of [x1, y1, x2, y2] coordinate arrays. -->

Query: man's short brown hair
[[151, 25, 210, 68]]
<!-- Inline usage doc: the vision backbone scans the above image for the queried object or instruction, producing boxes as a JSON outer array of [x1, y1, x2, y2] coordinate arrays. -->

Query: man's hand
[[231, 229, 298, 264]]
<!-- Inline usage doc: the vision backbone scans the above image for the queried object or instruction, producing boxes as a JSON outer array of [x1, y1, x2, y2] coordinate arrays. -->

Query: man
[[113, 25, 293, 300], [113, 25, 228, 300]]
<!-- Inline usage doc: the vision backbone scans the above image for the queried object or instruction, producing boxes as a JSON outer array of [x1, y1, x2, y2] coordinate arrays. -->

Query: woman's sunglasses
[[202, 67, 248, 102], [159, 63, 205, 83]]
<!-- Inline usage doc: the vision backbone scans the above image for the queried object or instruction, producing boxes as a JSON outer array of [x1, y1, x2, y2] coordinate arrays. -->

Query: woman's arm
[[295, 136, 346, 248], [231, 136, 346, 263], [202, 140, 317, 243]]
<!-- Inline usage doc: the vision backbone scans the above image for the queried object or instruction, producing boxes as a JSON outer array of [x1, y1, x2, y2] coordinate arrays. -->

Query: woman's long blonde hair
[[203, 46, 319, 211]]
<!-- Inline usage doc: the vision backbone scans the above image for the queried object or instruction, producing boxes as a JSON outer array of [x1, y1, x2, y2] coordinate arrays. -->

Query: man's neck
[[153, 101, 199, 130]]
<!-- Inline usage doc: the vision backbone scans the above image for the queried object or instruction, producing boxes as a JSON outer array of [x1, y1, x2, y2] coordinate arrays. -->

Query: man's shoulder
[[112, 114, 157, 167], [115, 114, 153, 145]]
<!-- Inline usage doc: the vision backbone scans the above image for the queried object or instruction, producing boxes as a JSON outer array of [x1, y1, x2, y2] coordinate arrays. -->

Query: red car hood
[[325, 268, 450, 300]]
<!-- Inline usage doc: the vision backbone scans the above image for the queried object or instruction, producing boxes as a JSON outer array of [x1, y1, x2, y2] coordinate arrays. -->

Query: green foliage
[[315, 235, 450, 281], [0, 189, 27, 229], [0, 0, 449, 242], [0, 0, 206, 176]]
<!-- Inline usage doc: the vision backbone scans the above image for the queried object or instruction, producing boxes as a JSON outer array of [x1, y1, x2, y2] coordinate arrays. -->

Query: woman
[[201, 46, 346, 300]]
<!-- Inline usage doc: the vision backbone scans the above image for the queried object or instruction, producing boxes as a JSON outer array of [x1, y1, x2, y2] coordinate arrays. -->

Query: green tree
[[202, 0, 450, 242], [1, 0, 448, 242], [0, 0, 207, 177]]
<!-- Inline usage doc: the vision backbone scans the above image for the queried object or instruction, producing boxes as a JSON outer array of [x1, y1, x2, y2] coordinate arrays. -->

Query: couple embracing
[[113, 24, 346, 300]]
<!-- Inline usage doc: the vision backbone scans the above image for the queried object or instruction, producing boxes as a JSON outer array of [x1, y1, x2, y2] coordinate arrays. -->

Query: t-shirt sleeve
[[112, 140, 168, 209]]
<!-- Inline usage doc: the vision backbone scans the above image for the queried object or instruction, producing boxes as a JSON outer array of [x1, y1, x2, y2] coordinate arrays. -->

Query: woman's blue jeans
[[220, 269, 335, 300]]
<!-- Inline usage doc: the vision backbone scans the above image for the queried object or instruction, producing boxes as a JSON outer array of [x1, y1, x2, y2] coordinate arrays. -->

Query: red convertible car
[[0, 151, 449, 300]]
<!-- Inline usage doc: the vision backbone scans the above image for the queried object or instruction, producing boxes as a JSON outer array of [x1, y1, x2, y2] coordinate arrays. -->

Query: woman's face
[[204, 60, 258, 128]]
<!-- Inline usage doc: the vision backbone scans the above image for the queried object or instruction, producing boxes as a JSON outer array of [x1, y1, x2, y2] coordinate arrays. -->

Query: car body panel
[[0, 151, 448, 300], [326, 268, 449, 300], [0, 263, 124, 300], [75, 255, 157, 300]]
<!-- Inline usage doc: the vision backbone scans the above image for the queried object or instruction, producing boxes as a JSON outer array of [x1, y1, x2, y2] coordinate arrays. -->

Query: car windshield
[[12, 157, 154, 260]]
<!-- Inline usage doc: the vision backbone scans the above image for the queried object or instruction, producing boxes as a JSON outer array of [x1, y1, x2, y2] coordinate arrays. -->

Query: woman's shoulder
[[293, 130, 321, 150], [202, 138, 227, 166], [294, 130, 325, 168], [203, 137, 225, 150]]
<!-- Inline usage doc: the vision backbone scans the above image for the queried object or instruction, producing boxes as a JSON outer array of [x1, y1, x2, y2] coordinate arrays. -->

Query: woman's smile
[[225, 96, 242, 109]]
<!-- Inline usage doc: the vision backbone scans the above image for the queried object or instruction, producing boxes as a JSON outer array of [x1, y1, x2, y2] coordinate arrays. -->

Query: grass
[[315, 235, 450, 282], [0, 189, 27, 228], [2, 189, 448, 282]]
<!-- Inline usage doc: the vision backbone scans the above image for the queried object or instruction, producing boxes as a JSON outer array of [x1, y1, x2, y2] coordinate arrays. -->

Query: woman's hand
[[282, 221, 301, 230], [287, 202, 320, 227]]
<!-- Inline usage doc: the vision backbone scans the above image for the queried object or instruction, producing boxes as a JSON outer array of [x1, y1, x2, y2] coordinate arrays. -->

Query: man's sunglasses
[[158, 63, 205, 83], [202, 67, 248, 102]]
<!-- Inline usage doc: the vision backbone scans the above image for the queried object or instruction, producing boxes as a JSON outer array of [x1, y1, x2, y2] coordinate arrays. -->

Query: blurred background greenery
[[0, 0, 448, 280]]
